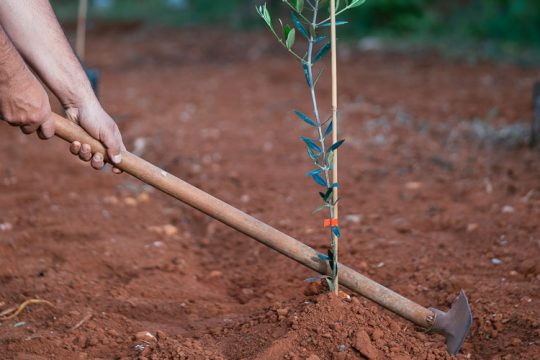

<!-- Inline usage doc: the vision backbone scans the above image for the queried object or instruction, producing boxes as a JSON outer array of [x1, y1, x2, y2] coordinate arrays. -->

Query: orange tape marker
[[323, 218, 339, 227]]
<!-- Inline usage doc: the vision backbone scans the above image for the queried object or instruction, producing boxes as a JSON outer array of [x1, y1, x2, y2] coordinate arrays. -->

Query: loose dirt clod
[[353, 329, 378, 359], [148, 224, 178, 236], [134, 331, 157, 343]]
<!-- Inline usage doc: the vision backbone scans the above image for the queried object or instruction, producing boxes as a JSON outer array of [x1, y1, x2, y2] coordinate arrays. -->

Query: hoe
[[49, 113, 472, 355]]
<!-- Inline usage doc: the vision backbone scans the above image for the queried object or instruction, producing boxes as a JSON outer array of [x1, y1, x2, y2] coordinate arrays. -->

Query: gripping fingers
[[91, 153, 105, 170], [37, 118, 55, 139], [20, 123, 39, 135], [70, 141, 82, 155], [79, 143, 92, 161], [70, 141, 121, 172]]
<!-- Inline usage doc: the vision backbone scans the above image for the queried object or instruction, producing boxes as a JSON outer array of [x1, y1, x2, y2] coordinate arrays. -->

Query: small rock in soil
[[371, 328, 384, 341], [392, 218, 411, 234], [0, 222, 13, 231], [155, 330, 167, 340], [344, 214, 363, 224], [501, 205, 515, 213], [405, 181, 422, 190], [148, 224, 178, 236], [276, 307, 289, 320], [137, 192, 150, 203], [517, 258, 538, 276], [123, 197, 137, 206], [353, 329, 378, 359], [134, 331, 156, 343], [103, 196, 118, 205]]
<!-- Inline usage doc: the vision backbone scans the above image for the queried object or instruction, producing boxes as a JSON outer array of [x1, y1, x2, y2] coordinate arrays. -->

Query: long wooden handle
[[52, 113, 435, 328]]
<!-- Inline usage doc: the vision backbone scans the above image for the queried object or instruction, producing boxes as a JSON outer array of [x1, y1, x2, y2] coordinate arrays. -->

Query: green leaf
[[320, 188, 333, 201], [301, 136, 321, 153], [314, 43, 331, 63], [313, 68, 325, 87], [327, 150, 334, 165], [312, 173, 327, 187], [305, 276, 322, 282], [314, 35, 327, 44], [307, 147, 318, 161], [313, 204, 328, 213], [327, 139, 345, 152], [291, 11, 309, 39], [325, 277, 335, 291], [317, 253, 330, 261], [324, 121, 333, 138], [283, 23, 292, 40], [302, 62, 312, 87], [292, 0, 304, 12], [285, 28, 296, 49], [319, 20, 348, 27], [294, 110, 316, 126], [256, 4, 274, 32], [349, 0, 366, 8], [307, 169, 323, 177]]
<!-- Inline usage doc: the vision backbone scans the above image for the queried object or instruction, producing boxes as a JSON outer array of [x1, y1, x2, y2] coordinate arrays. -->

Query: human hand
[[65, 100, 125, 173], [0, 66, 54, 139]]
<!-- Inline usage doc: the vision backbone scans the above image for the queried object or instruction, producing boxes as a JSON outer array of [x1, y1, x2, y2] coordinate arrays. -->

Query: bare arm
[[0, 24, 54, 138], [0, 0, 124, 168]]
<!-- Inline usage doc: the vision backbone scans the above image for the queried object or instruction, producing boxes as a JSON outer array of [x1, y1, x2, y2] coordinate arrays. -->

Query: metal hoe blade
[[429, 290, 473, 355]]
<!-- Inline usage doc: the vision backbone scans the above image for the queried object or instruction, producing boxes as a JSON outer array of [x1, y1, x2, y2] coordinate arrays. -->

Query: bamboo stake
[[76, 0, 88, 61], [330, 0, 339, 295]]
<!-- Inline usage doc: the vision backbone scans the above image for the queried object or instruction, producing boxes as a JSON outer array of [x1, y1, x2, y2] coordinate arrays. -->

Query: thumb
[[101, 122, 123, 164], [37, 117, 55, 139]]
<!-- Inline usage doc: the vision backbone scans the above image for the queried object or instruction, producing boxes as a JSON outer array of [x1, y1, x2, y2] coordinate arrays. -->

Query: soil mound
[[138, 289, 465, 359]]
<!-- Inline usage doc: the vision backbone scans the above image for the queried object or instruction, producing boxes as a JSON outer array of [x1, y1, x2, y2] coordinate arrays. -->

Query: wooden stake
[[76, 0, 88, 61], [330, 0, 339, 295]]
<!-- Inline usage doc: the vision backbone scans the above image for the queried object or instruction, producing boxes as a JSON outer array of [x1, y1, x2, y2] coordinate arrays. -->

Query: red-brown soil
[[1, 26, 539, 359]]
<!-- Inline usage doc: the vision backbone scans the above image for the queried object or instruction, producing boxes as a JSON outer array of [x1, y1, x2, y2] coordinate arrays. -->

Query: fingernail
[[93, 154, 102, 161], [112, 154, 122, 164]]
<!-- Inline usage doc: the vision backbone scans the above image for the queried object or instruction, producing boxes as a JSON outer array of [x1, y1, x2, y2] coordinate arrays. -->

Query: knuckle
[[27, 113, 46, 126]]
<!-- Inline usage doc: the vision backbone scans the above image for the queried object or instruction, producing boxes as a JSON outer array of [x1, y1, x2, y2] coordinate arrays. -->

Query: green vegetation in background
[[51, 0, 540, 48], [51, 0, 248, 26], [346, 0, 540, 45]]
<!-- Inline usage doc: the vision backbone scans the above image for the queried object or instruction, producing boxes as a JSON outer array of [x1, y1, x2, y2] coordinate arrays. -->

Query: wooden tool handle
[[52, 113, 434, 328]]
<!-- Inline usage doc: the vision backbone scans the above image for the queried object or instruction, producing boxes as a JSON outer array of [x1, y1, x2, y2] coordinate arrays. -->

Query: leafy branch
[[257, 0, 364, 293]]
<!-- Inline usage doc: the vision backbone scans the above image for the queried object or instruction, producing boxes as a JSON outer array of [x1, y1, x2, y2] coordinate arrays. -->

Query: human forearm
[[0, 0, 94, 108], [0, 25, 26, 83], [0, 0, 124, 167], [0, 25, 54, 137]]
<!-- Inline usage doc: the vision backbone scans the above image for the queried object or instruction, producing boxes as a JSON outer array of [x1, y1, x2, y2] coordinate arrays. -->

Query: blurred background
[[1, 3, 539, 359], [51, 0, 540, 63]]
